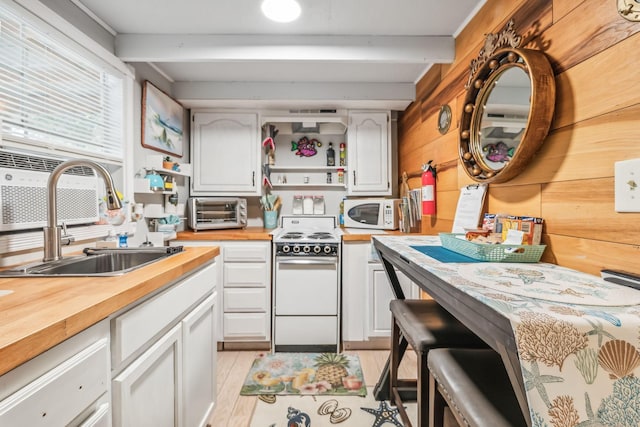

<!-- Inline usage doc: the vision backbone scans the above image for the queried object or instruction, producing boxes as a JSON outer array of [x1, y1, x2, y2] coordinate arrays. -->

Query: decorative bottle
[[327, 142, 335, 166]]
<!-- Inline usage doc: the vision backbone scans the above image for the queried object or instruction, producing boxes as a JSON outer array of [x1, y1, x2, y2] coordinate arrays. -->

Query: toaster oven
[[187, 197, 247, 230]]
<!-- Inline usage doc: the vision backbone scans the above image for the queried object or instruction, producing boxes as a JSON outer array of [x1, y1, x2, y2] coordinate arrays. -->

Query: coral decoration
[[516, 312, 588, 370], [548, 395, 580, 427], [574, 348, 599, 384]]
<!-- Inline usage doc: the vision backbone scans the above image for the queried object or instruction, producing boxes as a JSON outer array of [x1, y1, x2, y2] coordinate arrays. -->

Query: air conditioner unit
[[0, 150, 100, 231]]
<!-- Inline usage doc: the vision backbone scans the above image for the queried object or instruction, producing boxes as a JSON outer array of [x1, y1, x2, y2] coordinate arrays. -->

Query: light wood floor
[[208, 349, 418, 427]]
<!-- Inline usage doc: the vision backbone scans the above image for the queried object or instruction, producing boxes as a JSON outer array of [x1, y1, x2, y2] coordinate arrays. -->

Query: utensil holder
[[264, 210, 278, 229]]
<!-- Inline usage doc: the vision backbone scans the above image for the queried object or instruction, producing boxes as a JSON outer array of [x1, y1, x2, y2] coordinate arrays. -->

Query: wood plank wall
[[398, 0, 640, 276]]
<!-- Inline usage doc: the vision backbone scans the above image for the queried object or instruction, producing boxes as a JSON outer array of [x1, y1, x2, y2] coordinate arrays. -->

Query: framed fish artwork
[[141, 80, 185, 158]]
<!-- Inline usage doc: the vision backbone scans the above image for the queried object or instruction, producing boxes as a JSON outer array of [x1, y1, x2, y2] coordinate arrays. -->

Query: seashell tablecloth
[[373, 235, 640, 427]]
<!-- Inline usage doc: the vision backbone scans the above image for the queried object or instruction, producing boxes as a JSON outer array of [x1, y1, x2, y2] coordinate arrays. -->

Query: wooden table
[[372, 235, 640, 427]]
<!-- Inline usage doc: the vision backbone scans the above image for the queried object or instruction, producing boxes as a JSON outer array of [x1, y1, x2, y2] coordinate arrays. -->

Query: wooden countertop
[[176, 227, 273, 241], [0, 246, 219, 376], [341, 228, 409, 242], [177, 227, 411, 242]]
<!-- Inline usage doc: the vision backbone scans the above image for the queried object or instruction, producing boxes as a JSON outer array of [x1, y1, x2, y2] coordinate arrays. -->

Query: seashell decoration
[[598, 339, 640, 379]]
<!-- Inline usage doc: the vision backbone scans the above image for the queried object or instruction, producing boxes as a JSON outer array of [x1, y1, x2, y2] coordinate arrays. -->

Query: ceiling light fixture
[[261, 0, 301, 23]]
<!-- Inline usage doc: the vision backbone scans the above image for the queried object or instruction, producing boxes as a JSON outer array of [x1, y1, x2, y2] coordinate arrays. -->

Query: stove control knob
[[313, 245, 322, 253], [292, 245, 301, 253], [281, 245, 290, 253], [303, 245, 311, 253], [323, 245, 333, 254]]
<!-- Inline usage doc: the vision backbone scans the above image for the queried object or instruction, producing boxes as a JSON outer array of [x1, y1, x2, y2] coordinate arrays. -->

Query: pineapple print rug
[[241, 353, 366, 396], [249, 387, 417, 427]]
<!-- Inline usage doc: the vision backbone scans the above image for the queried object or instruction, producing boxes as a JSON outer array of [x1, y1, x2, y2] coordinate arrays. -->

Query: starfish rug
[[249, 387, 417, 427], [241, 352, 366, 397]]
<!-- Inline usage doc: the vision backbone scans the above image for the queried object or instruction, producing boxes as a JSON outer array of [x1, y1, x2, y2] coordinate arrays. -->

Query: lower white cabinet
[[113, 324, 183, 427], [342, 240, 418, 343], [0, 320, 111, 427], [183, 293, 217, 427], [367, 263, 418, 337], [172, 240, 271, 343], [111, 260, 218, 427]]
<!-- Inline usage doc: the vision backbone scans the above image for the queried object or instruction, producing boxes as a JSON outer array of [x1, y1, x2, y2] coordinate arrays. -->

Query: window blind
[[0, 3, 124, 161]]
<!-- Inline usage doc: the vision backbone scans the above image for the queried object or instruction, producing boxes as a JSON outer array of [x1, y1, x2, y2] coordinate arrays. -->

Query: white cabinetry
[[367, 263, 419, 337], [341, 240, 417, 344], [191, 112, 260, 195], [112, 324, 183, 427], [347, 111, 391, 195], [0, 320, 111, 427], [111, 260, 218, 427], [172, 240, 271, 343]]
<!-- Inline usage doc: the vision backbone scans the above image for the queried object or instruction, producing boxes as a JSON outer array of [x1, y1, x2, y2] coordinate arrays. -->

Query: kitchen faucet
[[43, 159, 122, 262]]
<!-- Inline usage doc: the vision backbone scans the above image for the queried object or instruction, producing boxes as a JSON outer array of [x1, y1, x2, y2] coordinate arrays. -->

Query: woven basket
[[439, 233, 545, 263]]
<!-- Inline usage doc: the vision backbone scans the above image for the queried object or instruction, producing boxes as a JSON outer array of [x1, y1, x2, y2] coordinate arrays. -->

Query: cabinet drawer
[[224, 288, 268, 312], [0, 339, 109, 426], [224, 263, 268, 287], [224, 244, 268, 262], [223, 313, 269, 340], [112, 262, 215, 367]]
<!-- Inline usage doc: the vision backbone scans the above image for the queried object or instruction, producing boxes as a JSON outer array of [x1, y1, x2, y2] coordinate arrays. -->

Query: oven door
[[274, 256, 338, 315]]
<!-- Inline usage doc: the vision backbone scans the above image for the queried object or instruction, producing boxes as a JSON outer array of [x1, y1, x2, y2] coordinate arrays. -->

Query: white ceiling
[[75, 0, 486, 109]]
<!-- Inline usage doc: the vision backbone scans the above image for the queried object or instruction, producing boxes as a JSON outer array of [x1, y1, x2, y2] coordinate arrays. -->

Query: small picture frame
[[141, 80, 184, 158], [437, 104, 452, 135]]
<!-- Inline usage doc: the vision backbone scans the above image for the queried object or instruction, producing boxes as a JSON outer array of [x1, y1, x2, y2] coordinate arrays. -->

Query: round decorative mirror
[[459, 22, 555, 183]]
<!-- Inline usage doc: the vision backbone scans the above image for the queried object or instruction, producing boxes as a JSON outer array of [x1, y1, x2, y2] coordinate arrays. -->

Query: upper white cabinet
[[347, 111, 391, 195], [191, 112, 260, 196]]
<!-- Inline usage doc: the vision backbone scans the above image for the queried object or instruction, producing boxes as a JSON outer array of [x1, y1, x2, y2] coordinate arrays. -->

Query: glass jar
[[303, 196, 314, 215], [337, 168, 345, 184], [292, 195, 303, 214]]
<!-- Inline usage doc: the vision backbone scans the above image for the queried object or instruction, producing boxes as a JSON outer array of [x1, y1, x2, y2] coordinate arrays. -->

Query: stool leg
[[418, 351, 428, 427], [429, 372, 445, 427]]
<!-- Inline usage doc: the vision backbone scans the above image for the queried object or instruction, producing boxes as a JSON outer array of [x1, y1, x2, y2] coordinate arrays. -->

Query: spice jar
[[337, 168, 345, 184]]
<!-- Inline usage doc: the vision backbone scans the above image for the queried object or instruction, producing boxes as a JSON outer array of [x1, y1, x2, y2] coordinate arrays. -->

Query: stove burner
[[280, 232, 304, 239], [308, 232, 333, 240]]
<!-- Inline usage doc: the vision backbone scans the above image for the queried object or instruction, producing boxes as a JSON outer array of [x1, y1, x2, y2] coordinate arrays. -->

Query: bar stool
[[389, 299, 487, 427], [427, 348, 529, 427]]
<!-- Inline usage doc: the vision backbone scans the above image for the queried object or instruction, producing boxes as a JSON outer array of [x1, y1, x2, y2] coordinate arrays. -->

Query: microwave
[[343, 198, 401, 230], [187, 197, 247, 230]]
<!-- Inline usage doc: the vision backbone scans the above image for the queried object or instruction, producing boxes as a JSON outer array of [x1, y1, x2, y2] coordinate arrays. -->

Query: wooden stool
[[427, 348, 528, 427], [389, 299, 487, 427]]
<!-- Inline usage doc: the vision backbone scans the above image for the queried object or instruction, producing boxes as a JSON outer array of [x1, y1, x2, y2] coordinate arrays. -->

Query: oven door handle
[[276, 257, 338, 265]]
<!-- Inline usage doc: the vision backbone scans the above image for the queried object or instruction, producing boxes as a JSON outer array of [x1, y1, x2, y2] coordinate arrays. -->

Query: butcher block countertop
[[176, 226, 274, 241], [341, 228, 408, 242], [176, 227, 409, 242], [0, 245, 219, 376]]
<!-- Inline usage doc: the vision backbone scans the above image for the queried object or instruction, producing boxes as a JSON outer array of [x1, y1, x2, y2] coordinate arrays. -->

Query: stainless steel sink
[[0, 246, 184, 277]]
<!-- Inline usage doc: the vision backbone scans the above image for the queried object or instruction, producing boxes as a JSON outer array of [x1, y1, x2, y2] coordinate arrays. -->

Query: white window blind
[[0, 3, 124, 161]]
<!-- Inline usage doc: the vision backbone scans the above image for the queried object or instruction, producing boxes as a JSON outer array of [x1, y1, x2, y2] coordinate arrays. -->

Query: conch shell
[[598, 339, 640, 379]]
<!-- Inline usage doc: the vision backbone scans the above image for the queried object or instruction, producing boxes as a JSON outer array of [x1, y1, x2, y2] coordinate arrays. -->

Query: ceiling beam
[[115, 34, 454, 63], [172, 81, 415, 110]]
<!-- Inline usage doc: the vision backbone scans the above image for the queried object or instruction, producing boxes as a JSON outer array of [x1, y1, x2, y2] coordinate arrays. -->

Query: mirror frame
[[459, 43, 555, 183]]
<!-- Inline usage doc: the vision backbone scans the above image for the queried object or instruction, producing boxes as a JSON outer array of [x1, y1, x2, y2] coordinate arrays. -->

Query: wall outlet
[[615, 158, 640, 212]]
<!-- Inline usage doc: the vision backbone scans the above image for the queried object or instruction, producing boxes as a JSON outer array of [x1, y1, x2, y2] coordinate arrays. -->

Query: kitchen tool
[[144, 169, 164, 191]]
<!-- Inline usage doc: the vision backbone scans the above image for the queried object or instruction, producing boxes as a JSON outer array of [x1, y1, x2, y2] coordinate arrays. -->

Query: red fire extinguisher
[[421, 161, 436, 215]]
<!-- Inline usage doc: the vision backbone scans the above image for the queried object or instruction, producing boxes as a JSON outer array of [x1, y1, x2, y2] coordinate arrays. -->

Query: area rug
[[241, 353, 366, 396], [249, 387, 417, 427]]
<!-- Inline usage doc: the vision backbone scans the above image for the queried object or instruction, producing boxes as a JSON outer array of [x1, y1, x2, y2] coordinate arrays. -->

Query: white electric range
[[271, 215, 341, 352]]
